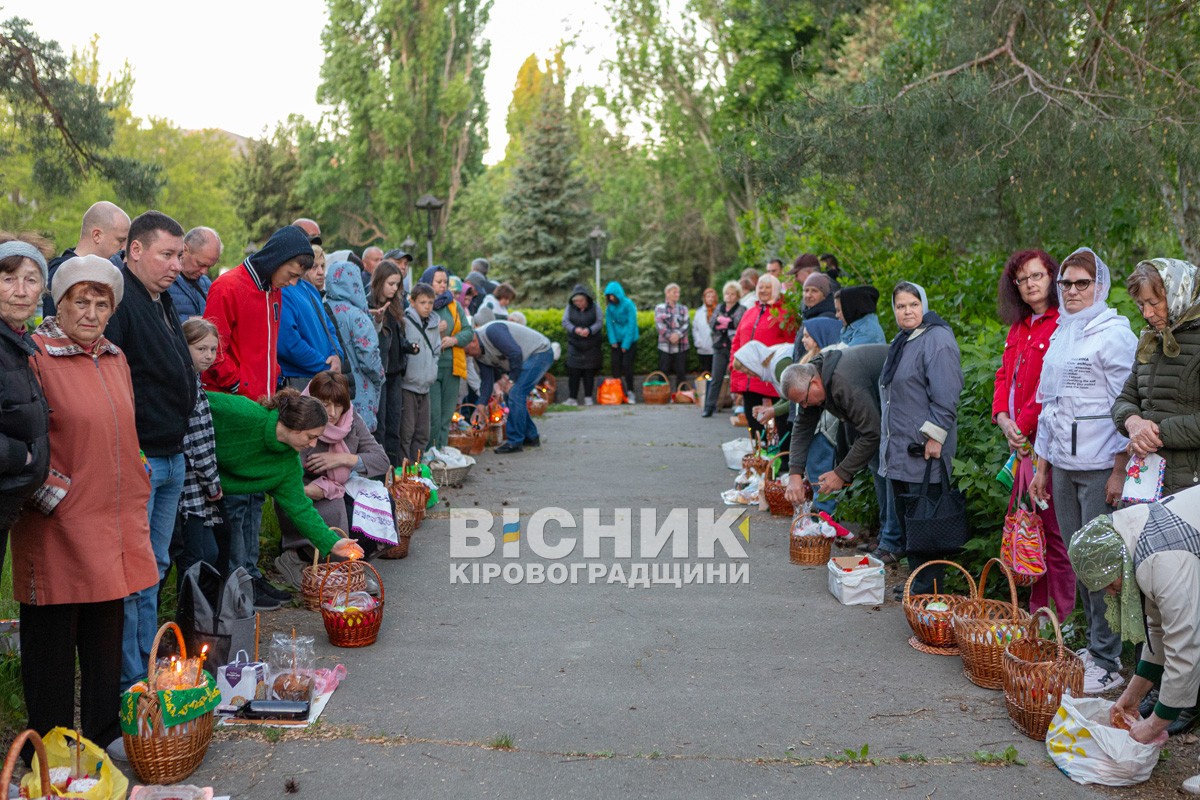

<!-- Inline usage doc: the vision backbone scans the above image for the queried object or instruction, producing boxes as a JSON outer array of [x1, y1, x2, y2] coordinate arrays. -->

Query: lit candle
[[195, 644, 208, 687]]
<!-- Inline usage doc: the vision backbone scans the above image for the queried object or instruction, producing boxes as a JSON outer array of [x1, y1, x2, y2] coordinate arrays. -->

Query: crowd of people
[[0, 203, 562, 765]]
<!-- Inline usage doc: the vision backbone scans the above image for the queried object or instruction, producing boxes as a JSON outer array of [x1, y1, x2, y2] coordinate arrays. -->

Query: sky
[[3, 0, 615, 164]]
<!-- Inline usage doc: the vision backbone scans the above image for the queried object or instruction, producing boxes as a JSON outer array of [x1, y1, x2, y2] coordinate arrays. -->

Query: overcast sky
[[4, 0, 614, 163]]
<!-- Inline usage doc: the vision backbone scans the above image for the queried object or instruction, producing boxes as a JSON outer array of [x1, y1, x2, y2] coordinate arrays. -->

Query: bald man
[[168, 226, 223, 321], [291, 218, 321, 245], [43, 200, 130, 316]]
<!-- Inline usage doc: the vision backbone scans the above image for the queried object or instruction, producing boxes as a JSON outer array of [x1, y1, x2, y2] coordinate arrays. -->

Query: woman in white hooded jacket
[[1029, 246, 1137, 694]]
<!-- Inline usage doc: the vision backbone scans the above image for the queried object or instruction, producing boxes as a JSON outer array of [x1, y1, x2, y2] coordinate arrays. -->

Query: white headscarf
[[732, 340, 793, 392], [1040, 246, 1113, 397]]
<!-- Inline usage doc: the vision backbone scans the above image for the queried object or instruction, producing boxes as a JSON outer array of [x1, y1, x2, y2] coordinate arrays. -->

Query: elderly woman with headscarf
[[877, 281, 964, 594], [835, 285, 886, 346], [0, 234, 51, 576], [13, 256, 159, 758], [327, 260, 385, 430], [730, 273, 797, 440], [1067, 485, 1200, 748], [422, 266, 473, 451], [1029, 247, 1137, 695], [801, 273, 838, 322]]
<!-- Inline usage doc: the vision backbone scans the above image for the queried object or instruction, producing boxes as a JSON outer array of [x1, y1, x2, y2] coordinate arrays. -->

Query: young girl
[[175, 318, 224, 580], [370, 261, 408, 464]]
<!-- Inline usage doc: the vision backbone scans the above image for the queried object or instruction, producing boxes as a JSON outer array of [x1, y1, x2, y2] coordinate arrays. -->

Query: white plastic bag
[[1046, 695, 1162, 786], [722, 438, 753, 470]]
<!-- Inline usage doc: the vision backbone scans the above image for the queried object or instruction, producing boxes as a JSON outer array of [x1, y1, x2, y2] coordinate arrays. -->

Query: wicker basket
[[1003, 606, 1085, 740], [538, 373, 557, 400], [376, 493, 417, 559], [642, 370, 671, 404], [390, 460, 430, 527], [903, 559, 977, 655], [763, 479, 793, 516], [448, 404, 488, 455], [527, 392, 548, 417], [672, 381, 697, 404], [2, 729, 49, 798], [124, 622, 214, 785], [952, 558, 1033, 689], [431, 461, 472, 487], [789, 512, 833, 565], [320, 560, 385, 648], [301, 530, 366, 612]]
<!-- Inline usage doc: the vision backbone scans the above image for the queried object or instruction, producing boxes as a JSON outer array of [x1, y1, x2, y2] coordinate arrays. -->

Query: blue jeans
[[874, 467, 903, 554], [806, 434, 838, 516], [505, 350, 555, 446], [121, 453, 185, 688], [225, 493, 266, 579]]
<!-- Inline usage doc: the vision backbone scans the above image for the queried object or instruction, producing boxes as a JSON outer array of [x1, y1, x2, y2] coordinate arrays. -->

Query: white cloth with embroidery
[[343, 474, 397, 545]]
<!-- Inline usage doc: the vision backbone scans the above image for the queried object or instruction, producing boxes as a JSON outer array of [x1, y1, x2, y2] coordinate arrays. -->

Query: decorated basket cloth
[[641, 370, 671, 404], [1003, 606, 1085, 740], [789, 512, 833, 566], [951, 558, 1032, 689], [376, 493, 417, 559], [120, 622, 221, 785], [320, 560, 385, 648], [300, 528, 366, 611], [902, 559, 977, 656]]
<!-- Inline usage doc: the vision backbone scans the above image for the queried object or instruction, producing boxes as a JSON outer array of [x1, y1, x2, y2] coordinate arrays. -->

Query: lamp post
[[414, 193, 445, 268], [588, 226, 607, 292], [401, 236, 416, 254]]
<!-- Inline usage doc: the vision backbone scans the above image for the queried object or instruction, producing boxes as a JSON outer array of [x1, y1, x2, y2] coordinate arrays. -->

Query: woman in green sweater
[[207, 389, 363, 597]]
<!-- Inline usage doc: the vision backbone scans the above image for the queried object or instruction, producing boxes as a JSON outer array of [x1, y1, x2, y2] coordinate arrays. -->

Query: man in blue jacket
[[167, 227, 221, 322], [278, 254, 345, 390]]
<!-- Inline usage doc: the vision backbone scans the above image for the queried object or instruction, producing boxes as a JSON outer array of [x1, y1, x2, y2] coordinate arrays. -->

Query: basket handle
[[977, 557, 1021, 613], [789, 510, 825, 535], [1029, 605, 1066, 655], [2, 730, 49, 795], [456, 403, 487, 429], [903, 559, 978, 604], [146, 621, 187, 687], [644, 370, 669, 383], [319, 558, 383, 606]]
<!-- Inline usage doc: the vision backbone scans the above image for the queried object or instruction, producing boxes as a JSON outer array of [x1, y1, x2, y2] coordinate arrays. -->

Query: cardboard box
[[827, 555, 885, 606]]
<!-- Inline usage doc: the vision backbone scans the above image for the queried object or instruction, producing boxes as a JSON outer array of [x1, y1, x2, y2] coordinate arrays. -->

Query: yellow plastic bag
[[21, 727, 129, 800]]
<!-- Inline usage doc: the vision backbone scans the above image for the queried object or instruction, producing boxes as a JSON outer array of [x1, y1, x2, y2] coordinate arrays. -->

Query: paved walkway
[[189, 404, 1102, 798]]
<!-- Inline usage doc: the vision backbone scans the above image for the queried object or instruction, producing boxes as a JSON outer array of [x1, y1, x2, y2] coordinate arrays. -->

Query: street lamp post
[[414, 193, 445, 268], [588, 226, 607, 292]]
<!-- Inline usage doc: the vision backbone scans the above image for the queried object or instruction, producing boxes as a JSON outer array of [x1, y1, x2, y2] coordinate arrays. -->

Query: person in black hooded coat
[[562, 284, 604, 405]]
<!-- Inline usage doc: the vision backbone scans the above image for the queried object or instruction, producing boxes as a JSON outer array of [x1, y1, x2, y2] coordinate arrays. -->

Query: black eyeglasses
[[1013, 272, 1047, 287], [1057, 278, 1095, 293]]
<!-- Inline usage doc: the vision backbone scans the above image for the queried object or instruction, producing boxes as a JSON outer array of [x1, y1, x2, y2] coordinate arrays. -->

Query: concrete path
[[187, 404, 1102, 798]]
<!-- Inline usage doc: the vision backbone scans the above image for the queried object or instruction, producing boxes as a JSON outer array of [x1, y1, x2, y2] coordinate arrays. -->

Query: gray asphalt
[[181, 404, 1102, 798]]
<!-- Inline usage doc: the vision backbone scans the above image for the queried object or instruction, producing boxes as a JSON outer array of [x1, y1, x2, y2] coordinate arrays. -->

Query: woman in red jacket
[[730, 274, 797, 439], [993, 248, 1075, 620]]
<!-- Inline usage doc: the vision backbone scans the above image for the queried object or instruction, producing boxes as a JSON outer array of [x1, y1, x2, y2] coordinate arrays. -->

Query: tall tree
[[312, 0, 491, 249], [497, 77, 591, 304], [234, 120, 305, 245]]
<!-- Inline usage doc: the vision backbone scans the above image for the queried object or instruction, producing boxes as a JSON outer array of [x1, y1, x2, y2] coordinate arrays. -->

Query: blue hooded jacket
[[327, 261, 385, 429], [604, 281, 640, 350], [278, 279, 345, 379]]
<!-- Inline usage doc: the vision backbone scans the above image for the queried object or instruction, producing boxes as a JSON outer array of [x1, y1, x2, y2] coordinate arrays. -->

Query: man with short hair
[[466, 320, 555, 454], [43, 201, 130, 317], [102, 210, 196, 688], [168, 227, 222, 322], [360, 246, 384, 292], [766, 258, 784, 279], [788, 253, 820, 290], [465, 257, 497, 314], [291, 218, 322, 244]]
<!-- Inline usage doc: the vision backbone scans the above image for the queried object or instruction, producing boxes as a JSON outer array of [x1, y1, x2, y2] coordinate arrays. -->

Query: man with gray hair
[[168, 226, 223, 321], [43, 200, 130, 317], [465, 257, 497, 314], [360, 246, 383, 291]]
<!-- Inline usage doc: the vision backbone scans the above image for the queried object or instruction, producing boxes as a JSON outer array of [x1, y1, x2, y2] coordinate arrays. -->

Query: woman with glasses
[[1029, 247, 1137, 696], [992, 249, 1077, 622]]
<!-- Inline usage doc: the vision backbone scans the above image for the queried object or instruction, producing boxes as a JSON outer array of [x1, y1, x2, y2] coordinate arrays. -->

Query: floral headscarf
[[1135, 258, 1200, 364], [1067, 515, 1143, 645], [326, 261, 385, 429]]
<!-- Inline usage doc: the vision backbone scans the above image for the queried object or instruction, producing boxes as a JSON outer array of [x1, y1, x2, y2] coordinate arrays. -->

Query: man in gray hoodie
[[467, 320, 555, 453]]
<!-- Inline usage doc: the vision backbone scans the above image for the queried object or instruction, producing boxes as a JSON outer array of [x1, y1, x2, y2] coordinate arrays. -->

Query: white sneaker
[[106, 737, 128, 763], [1074, 647, 1095, 667], [583, 397, 594, 406], [563, 398, 578, 406], [626, 396, 636, 405], [1083, 662, 1125, 694]]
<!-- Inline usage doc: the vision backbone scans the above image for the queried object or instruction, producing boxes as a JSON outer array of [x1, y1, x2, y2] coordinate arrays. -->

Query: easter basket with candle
[[951, 558, 1032, 689], [1003, 606, 1085, 741], [321, 560, 385, 648], [120, 622, 220, 785], [299, 529, 366, 612], [903, 559, 977, 656], [447, 404, 488, 455], [376, 492, 417, 559], [390, 459, 431, 527]]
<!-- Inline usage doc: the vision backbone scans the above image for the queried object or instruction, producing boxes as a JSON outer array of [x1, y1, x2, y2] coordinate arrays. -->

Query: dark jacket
[[167, 274, 212, 322], [1113, 318, 1200, 494], [104, 265, 197, 456], [378, 312, 408, 376], [709, 302, 743, 351], [0, 323, 49, 529], [563, 284, 604, 370], [789, 344, 888, 482]]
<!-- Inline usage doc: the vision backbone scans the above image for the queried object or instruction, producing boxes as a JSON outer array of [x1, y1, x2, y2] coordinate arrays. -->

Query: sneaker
[[1139, 688, 1159, 720], [584, 397, 594, 406], [105, 737, 128, 763], [1082, 663, 1125, 694], [495, 442, 524, 454], [252, 579, 285, 611], [626, 396, 636, 405], [363, 570, 381, 597], [274, 550, 308, 590], [1168, 704, 1200, 736], [254, 576, 292, 602], [1075, 647, 1095, 668], [563, 398, 578, 406]]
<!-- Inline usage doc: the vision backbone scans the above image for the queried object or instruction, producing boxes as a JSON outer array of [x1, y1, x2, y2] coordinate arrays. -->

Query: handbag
[[901, 456, 969, 554], [1000, 463, 1046, 584]]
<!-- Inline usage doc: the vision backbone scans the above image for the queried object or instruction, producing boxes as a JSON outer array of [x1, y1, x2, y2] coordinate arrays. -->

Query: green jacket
[[206, 391, 339, 556], [1112, 319, 1200, 494]]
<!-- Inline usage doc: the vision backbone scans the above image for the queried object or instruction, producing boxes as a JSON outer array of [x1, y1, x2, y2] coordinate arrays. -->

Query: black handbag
[[901, 456, 969, 554]]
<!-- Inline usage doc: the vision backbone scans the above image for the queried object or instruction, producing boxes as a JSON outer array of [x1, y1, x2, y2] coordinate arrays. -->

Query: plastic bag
[[722, 438, 754, 471], [22, 727, 128, 800], [269, 632, 316, 702], [597, 378, 626, 405], [1046, 695, 1162, 786]]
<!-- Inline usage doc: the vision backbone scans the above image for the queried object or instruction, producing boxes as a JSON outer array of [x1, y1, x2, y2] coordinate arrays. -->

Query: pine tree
[[497, 78, 591, 305]]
